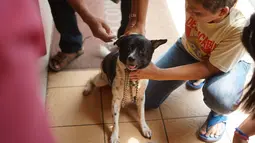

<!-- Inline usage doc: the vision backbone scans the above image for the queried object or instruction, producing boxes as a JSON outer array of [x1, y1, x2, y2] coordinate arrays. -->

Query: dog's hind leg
[[83, 72, 108, 96], [137, 95, 152, 139]]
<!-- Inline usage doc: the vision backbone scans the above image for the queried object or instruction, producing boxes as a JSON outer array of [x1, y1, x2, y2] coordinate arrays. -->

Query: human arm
[[68, 0, 115, 42], [125, 0, 149, 35], [233, 115, 255, 143]]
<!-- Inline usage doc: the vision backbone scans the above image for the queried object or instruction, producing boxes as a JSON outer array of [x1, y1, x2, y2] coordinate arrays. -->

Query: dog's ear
[[113, 36, 125, 47], [151, 39, 167, 50]]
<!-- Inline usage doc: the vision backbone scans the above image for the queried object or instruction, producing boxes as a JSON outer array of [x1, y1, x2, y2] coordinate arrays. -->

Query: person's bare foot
[[200, 121, 225, 138], [186, 79, 206, 90], [193, 79, 205, 86]]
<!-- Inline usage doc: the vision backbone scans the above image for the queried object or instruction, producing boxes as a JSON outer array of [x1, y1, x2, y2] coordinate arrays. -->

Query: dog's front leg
[[110, 89, 122, 143], [137, 95, 152, 139]]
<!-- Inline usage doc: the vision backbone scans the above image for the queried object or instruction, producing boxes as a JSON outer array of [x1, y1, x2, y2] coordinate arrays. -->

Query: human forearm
[[155, 62, 219, 80], [130, 0, 138, 16], [67, 0, 114, 42], [129, 0, 148, 25], [125, 0, 148, 35], [128, 0, 138, 25], [136, 0, 148, 26], [238, 115, 255, 137]]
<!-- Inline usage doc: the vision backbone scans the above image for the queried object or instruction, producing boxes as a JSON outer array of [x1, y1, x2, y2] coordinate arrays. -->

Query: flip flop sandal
[[186, 80, 205, 90], [49, 49, 84, 72], [198, 111, 227, 143]]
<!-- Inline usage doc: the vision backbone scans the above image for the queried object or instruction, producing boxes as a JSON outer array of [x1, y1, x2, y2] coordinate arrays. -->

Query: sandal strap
[[206, 111, 227, 132], [52, 52, 67, 64], [50, 50, 84, 71], [198, 111, 227, 142]]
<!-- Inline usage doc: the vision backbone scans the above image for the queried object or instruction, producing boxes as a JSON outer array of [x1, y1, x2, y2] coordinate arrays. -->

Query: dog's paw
[[142, 124, 152, 139], [83, 83, 92, 96], [110, 133, 119, 143], [83, 89, 90, 96]]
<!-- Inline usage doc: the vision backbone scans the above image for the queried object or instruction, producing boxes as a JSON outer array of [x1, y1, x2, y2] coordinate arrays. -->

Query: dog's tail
[[98, 42, 119, 58]]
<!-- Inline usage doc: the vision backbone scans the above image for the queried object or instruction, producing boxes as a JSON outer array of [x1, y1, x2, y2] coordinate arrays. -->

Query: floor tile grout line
[[100, 88, 107, 143], [50, 119, 161, 128], [103, 119, 163, 124], [48, 68, 100, 72], [47, 85, 86, 89], [50, 123, 103, 128], [49, 116, 209, 126], [159, 107, 170, 143], [163, 115, 208, 120], [49, 119, 163, 128]]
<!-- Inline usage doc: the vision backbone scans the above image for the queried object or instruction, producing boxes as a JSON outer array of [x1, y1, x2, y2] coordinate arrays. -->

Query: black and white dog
[[83, 34, 167, 143]]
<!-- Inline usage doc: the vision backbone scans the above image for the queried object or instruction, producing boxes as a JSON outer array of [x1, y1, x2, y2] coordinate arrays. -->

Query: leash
[[121, 69, 139, 108]]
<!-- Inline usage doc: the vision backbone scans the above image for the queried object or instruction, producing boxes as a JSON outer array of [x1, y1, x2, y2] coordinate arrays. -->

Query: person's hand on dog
[[130, 62, 160, 80], [125, 23, 146, 36]]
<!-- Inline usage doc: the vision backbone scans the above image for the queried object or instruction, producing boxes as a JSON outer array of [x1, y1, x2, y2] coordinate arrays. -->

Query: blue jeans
[[48, 0, 83, 53], [145, 38, 251, 115]]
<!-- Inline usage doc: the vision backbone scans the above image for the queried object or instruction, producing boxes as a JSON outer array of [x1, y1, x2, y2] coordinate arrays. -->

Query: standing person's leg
[[117, 0, 132, 38], [48, 0, 83, 71], [198, 60, 251, 142], [145, 39, 199, 109]]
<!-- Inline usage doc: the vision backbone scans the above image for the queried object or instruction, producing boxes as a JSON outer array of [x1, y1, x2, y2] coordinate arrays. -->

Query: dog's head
[[114, 34, 167, 71]]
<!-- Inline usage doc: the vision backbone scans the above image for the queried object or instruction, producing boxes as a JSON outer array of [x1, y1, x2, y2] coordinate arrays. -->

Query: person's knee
[[144, 91, 161, 110], [144, 80, 172, 110], [202, 83, 237, 114], [145, 100, 160, 110]]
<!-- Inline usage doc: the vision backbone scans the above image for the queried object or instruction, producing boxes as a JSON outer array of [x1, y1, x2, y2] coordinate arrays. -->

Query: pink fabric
[[0, 0, 54, 143]]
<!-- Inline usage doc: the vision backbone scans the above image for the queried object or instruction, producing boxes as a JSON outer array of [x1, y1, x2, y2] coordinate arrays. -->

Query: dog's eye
[[129, 44, 135, 49], [139, 50, 145, 56], [141, 47, 146, 52], [127, 46, 133, 51]]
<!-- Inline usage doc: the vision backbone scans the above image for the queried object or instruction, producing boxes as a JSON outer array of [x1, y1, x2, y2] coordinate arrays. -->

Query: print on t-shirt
[[185, 17, 217, 60]]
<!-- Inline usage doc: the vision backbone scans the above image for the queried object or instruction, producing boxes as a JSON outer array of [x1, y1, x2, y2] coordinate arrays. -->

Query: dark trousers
[[48, 0, 132, 53]]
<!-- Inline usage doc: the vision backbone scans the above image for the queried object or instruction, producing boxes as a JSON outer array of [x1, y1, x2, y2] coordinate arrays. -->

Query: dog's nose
[[128, 56, 135, 62]]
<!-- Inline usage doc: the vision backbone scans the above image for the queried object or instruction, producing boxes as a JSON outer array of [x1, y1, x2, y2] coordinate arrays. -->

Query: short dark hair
[[196, 0, 237, 13]]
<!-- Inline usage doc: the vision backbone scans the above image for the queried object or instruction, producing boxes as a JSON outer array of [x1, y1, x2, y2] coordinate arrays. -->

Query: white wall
[[250, 0, 255, 8], [166, 0, 185, 36], [38, 0, 54, 103]]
